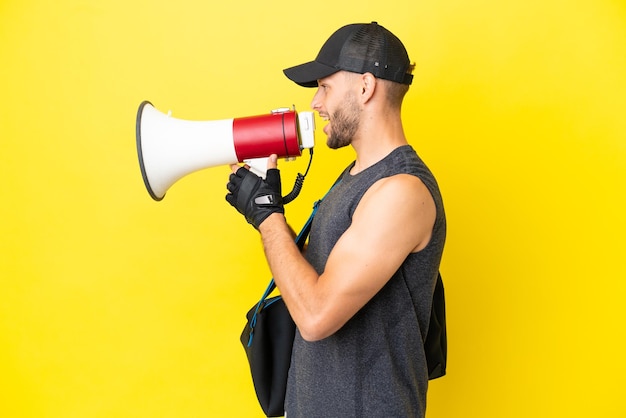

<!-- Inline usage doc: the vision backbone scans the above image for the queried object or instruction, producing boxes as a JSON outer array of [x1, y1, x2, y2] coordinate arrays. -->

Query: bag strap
[[256, 171, 345, 301], [245, 195, 325, 349]]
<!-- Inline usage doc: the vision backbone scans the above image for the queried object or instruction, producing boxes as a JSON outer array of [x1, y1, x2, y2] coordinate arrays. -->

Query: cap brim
[[283, 61, 340, 88]]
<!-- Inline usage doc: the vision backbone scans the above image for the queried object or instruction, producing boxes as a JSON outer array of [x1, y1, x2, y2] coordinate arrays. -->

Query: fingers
[[226, 170, 242, 197], [267, 154, 278, 170], [265, 168, 281, 191], [230, 163, 242, 174], [227, 158, 276, 198]]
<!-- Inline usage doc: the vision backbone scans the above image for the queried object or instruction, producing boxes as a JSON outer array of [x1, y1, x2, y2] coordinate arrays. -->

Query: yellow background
[[1, 0, 625, 416]]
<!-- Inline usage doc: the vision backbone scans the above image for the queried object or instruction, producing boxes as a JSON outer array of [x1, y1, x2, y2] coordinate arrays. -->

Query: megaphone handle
[[243, 157, 269, 179]]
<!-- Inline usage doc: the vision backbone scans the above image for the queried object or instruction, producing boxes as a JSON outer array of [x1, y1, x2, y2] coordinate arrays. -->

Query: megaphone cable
[[282, 148, 313, 204]]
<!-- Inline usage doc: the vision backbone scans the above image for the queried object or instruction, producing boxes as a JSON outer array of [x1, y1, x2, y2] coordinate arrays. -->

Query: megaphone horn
[[135, 101, 315, 201]]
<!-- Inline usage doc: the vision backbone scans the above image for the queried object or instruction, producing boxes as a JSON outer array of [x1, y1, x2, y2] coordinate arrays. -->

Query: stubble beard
[[326, 92, 360, 150]]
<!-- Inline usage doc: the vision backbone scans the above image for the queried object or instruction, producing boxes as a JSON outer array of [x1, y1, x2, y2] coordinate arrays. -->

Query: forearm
[[258, 213, 325, 338]]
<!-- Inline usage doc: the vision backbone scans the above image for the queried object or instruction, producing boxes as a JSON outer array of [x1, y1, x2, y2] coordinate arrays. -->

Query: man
[[226, 22, 446, 417]]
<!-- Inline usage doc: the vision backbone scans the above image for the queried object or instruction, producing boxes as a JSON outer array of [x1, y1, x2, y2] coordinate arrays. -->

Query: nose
[[310, 87, 322, 111]]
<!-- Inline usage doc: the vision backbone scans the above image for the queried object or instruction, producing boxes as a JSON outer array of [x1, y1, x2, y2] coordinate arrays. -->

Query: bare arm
[[257, 173, 436, 341]]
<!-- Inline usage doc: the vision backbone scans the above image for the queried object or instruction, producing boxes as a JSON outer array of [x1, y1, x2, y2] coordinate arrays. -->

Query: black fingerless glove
[[225, 167, 284, 229]]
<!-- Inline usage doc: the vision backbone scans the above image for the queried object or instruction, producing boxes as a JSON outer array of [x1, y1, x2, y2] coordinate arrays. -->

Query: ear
[[359, 72, 377, 103]]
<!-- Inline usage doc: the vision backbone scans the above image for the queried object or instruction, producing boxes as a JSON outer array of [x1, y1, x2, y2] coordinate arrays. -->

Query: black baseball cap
[[283, 22, 413, 88]]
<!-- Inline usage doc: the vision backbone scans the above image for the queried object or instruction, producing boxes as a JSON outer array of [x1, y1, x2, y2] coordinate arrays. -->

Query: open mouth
[[318, 113, 330, 134]]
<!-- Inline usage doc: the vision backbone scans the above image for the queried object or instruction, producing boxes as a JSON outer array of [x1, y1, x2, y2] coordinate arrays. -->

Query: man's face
[[311, 71, 361, 149]]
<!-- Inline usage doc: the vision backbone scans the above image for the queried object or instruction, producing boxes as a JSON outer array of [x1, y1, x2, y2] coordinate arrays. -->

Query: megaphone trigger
[[243, 157, 270, 179]]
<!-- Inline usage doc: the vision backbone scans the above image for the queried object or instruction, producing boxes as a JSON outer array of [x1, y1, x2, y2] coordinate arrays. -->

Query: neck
[[350, 109, 408, 174]]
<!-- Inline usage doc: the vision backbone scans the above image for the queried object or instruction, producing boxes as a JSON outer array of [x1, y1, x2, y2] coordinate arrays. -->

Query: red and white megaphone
[[136, 101, 315, 201]]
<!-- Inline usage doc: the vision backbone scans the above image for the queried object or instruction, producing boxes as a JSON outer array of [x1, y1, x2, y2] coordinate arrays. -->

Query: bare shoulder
[[359, 174, 434, 215], [355, 173, 436, 252], [369, 173, 430, 196]]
